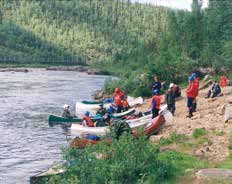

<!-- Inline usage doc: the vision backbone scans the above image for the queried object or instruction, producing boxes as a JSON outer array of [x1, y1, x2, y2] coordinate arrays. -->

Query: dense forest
[[0, 0, 231, 95]]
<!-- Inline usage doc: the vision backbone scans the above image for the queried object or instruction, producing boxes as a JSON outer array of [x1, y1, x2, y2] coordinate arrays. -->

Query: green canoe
[[81, 100, 101, 105], [48, 115, 102, 125], [48, 115, 82, 123]]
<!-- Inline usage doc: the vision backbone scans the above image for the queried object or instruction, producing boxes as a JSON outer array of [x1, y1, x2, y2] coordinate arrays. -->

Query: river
[[0, 69, 109, 184]]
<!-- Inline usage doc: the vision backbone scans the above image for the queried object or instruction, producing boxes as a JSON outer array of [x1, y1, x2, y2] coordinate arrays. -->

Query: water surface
[[0, 69, 109, 184]]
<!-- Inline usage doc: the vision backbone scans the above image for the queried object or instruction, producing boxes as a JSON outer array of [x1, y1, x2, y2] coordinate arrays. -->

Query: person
[[192, 73, 199, 112], [186, 76, 198, 118], [96, 103, 107, 116], [113, 88, 124, 113], [219, 76, 228, 87], [150, 89, 162, 119], [62, 104, 73, 118], [82, 111, 94, 127], [122, 97, 129, 112], [165, 84, 176, 115], [169, 83, 181, 98], [206, 81, 221, 98], [152, 76, 162, 94]]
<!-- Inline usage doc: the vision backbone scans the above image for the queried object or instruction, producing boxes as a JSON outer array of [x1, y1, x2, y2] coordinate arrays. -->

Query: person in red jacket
[[192, 73, 199, 112], [186, 76, 198, 118], [82, 111, 94, 127], [151, 89, 162, 119], [113, 88, 124, 113]]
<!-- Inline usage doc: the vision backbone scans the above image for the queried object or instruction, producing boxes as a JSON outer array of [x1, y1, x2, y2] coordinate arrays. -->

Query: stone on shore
[[196, 168, 232, 180]]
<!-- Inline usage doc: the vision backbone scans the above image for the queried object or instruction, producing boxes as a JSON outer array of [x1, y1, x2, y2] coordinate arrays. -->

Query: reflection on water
[[0, 69, 109, 184]]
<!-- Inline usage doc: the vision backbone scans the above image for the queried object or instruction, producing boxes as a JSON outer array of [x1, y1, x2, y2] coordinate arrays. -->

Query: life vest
[[123, 100, 129, 108], [186, 81, 197, 98], [193, 78, 199, 96], [82, 116, 94, 127], [114, 95, 122, 106], [219, 76, 228, 87], [150, 95, 161, 109]]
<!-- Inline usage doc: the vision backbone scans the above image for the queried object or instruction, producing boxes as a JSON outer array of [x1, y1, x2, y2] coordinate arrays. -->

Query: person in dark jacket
[[206, 81, 221, 98], [152, 76, 162, 94], [62, 104, 73, 118], [165, 84, 176, 115], [96, 103, 107, 116]]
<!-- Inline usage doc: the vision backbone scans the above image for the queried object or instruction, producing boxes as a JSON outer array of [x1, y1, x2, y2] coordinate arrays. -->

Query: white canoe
[[125, 104, 167, 123], [75, 96, 143, 116], [71, 118, 150, 136]]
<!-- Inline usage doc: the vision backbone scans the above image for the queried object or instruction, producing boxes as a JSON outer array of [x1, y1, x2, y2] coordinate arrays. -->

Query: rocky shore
[[46, 66, 109, 75], [0, 68, 29, 72]]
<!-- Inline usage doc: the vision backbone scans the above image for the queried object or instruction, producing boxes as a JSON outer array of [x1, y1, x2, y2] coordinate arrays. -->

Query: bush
[[48, 134, 177, 184]]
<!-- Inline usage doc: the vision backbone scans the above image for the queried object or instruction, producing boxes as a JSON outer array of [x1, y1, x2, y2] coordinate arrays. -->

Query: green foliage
[[48, 134, 177, 184], [159, 131, 188, 146], [0, 0, 231, 95], [158, 151, 208, 172], [192, 128, 208, 138]]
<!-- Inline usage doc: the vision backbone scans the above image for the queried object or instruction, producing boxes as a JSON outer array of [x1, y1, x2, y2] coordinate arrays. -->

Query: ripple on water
[[0, 69, 109, 184]]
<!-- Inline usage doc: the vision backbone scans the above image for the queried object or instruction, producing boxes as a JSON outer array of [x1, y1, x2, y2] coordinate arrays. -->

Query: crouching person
[[82, 111, 94, 127]]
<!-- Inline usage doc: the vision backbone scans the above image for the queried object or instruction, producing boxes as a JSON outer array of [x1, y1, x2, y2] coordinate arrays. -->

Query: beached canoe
[[111, 108, 135, 118], [71, 105, 172, 136], [70, 112, 168, 149], [76, 96, 143, 115]]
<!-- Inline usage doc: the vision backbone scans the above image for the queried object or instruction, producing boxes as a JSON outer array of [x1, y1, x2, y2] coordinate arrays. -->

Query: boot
[[187, 110, 193, 118]]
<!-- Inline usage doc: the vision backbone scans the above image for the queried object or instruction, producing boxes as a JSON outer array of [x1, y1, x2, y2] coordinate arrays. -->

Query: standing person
[[170, 83, 181, 98], [113, 88, 124, 113], [186, 76, 197, 118], [82, 111, 94, 127], [165, 84, 176, 115], [192, 73, 199, 112], [152, 76, 162, 94], [151, 90, 162, 119]]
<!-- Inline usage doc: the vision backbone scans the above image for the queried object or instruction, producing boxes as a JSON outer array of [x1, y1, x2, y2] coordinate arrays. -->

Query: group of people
[[61, 87, 130, 127], [150, 76, 181, 119], [63, 73, 228, 127]]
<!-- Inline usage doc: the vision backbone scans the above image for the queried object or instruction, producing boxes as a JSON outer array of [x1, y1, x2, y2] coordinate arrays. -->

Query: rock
[[196, 168, 232, 180], [202, 75, 211, 82], [149, 135, 163, 143], [199, 79, 213, 90], [217, 105, 226, 115], [224, 105, 232, 122]]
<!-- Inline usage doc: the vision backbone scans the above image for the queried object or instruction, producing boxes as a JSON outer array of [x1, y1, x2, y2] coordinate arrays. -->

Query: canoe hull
[[76, 96, 143, 116]]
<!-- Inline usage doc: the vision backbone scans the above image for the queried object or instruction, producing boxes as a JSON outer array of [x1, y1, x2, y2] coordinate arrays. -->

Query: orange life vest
[[82, 116, 94, 127], [150, 95, 161, 109], [123, 100, 129, 108]]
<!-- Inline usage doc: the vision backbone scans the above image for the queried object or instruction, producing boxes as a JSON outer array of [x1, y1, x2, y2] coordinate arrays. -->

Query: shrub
[[48, 134, 177, 184]]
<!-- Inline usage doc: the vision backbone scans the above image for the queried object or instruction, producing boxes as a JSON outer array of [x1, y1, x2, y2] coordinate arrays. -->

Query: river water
[[0, 69, 109, 184]]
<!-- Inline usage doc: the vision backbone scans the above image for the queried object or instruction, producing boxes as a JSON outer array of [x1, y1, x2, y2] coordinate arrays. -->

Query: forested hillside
[[0, 0, 231, 95]]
